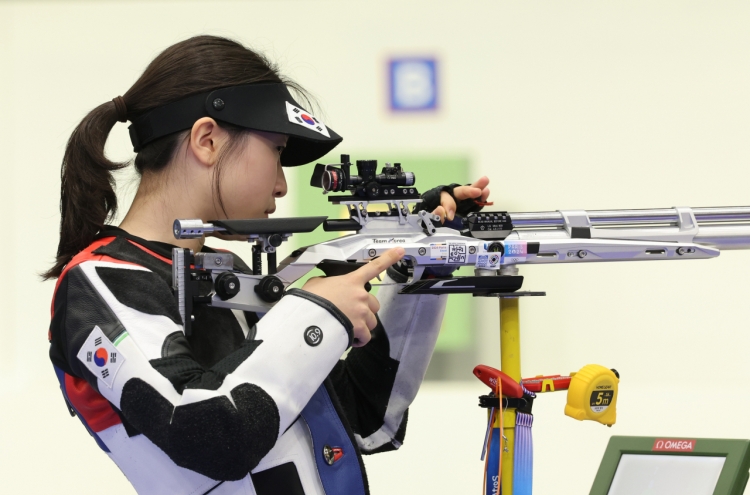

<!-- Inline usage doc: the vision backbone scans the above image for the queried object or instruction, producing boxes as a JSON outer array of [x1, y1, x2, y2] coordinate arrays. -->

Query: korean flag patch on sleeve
[[285, 101, 331, 138], [76, 326, 126, 389]]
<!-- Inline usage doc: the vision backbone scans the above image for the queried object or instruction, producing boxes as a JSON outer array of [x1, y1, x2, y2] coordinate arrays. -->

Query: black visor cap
[[128, 83, 343, 166]]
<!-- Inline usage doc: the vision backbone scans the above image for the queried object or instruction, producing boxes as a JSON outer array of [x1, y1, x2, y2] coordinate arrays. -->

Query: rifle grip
[[316, 259, 372, 292]]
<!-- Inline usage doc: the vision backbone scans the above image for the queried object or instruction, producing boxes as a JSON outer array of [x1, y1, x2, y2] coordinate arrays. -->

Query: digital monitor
[[590, 436, 750, 495]]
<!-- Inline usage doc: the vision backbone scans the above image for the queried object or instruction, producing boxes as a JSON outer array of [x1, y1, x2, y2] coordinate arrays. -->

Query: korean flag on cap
[[286, 102, 331, 138]]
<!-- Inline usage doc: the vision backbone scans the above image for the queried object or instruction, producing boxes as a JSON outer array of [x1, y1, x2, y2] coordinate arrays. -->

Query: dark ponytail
[[43, 35, 306, 279]]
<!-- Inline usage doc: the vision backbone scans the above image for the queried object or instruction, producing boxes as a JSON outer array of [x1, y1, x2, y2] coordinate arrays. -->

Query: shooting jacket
[[48, 228, 447, 495]]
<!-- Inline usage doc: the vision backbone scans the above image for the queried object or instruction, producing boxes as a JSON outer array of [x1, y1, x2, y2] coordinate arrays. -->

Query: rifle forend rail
[[510, 206, 750, 227], [505, 206, 750, 250]]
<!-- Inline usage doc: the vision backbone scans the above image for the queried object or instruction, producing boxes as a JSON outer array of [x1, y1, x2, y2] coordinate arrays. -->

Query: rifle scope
[[310, 154, 415, 196]]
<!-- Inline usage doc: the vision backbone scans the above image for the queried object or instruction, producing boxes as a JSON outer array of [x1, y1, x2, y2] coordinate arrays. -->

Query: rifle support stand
[[500, 295, 520, 495], [494, 265, 544, 495]]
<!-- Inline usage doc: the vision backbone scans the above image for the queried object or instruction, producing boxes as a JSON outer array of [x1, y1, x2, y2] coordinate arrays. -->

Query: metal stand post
[[476, 263, 543, 495], [499, 265, 521, 495], [500, 296, 520, 495]]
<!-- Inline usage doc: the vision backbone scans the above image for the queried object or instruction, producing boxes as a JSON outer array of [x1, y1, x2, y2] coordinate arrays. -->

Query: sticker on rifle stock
[[476, 253, 501, 269], [429, 243, 447, 261], [448, 243, 467, 263], [503, 241, 528, 263]]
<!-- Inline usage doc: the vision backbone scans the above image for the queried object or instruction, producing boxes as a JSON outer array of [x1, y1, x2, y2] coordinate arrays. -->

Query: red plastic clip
[[473, 365, 524, 399], [520, 374, 572, 393]]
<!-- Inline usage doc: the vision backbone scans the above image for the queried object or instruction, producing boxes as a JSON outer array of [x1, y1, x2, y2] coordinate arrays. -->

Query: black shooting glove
[[388, 183, 487, 281], [411, 183, 485, 217]]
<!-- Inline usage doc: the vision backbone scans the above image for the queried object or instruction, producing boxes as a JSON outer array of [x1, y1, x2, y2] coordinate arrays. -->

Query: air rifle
[[171, 154, 750, 335]]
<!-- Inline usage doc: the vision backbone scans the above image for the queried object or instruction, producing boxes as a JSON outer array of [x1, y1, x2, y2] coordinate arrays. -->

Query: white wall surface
[[2, 0, 750, 493]]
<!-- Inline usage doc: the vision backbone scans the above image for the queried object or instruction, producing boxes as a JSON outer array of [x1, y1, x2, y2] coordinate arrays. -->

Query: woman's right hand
[[301, 247, 405, 347]]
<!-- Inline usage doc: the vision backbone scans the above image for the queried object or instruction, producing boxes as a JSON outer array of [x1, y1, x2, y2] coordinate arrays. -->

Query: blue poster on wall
[[388, 57, 438, 112]]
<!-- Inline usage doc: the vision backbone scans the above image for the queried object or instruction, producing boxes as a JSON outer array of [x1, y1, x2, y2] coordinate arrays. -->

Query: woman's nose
[[274, 162, 288, 198]]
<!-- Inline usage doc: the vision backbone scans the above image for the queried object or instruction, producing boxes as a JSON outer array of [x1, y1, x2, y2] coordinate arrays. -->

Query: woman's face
[[217, 130, 288, 219]]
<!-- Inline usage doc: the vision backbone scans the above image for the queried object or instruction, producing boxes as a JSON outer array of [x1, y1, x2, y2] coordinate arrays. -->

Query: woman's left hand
[[432, 176, 491, 222]]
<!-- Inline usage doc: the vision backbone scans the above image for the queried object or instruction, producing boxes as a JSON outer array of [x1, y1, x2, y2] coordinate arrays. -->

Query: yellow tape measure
[[564, 364, 619, 426]]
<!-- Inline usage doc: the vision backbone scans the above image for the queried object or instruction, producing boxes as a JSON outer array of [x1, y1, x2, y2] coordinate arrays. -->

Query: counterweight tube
[[508, 206, 750, 228], [504, 206, 750, 250]]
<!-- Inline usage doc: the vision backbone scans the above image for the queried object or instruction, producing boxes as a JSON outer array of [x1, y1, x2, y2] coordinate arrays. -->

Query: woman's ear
[[188, 117, 223, 168]]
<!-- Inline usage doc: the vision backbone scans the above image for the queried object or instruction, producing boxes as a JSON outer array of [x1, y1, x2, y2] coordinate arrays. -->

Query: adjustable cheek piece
[[172, 216, 376, 336], [172, 217, 326, 336]]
